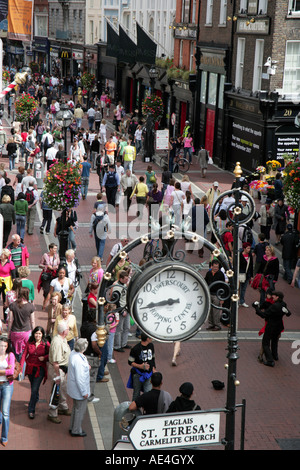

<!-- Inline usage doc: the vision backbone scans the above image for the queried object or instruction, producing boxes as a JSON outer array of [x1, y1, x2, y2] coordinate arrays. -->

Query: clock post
[[224, 161, 244, 451]]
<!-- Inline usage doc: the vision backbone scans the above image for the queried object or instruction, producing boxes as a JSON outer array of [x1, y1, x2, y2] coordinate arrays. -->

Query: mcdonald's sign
[[61, 51, 69, 58]]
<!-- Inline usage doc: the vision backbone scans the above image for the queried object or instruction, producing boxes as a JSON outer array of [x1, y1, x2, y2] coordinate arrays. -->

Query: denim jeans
[[283, 259, 293, 283], [107, 332, 115, 361], [28, 367, 45, 414], [0, 381, 14, 443], [239, 279, 250, 305], [76, 118, 82, 129], [95, 236, 106, 260], [96, 341, 108, 381], [184, 147, 192, 163], [81, 177, 89, 199], [68, 228, 76, 250], [9, 156, 15, 171]]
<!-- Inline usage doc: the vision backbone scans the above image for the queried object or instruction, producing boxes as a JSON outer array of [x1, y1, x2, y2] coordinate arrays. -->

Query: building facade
[[223, 0, 300, 173]]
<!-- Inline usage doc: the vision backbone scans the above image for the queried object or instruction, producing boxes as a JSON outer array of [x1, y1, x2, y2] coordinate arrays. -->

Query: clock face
[[128, 262, 210, 342]]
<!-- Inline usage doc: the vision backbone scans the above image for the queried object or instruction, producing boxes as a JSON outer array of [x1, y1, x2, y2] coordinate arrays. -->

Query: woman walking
[[20, 326, 50, 419]]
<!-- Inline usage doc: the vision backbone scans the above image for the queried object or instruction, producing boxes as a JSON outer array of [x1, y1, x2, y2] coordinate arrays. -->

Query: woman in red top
[[20, 326, 50, 419]]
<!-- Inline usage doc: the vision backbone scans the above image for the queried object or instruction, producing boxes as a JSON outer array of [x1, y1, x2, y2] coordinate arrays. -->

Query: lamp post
[[149, 65, 158, 95], [55, 103, 74, 258]]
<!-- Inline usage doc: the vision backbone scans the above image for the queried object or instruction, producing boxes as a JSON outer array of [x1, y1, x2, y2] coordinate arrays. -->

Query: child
[[105, 303, 119, 364]]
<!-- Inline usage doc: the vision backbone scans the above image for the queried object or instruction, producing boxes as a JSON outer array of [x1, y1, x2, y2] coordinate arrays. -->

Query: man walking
[[81, 155, 91, 200], [120, 169, 138, 212], [102, 164, 120, 208]]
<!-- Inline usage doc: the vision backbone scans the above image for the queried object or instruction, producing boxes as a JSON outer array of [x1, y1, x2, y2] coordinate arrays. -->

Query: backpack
[[25, 189, 34, 205], [242, 225, 254, 245], [93, 213, 108, 238], [105, 171, 117, 188]]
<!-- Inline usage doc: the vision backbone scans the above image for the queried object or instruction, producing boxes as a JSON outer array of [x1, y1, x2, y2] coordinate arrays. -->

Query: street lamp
[[149, 65, 158, 94], [55, 102, 74, 162], [55, 102, 74, 258]]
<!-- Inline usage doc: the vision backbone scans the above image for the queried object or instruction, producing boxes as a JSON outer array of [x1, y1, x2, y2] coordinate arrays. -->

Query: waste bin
[[34, 153, 44, 189], [112, 401, 141, 448]]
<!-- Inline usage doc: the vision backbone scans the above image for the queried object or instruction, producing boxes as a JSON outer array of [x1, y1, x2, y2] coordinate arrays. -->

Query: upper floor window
[[239, 0, 268, 14], [206, 0, 213, 25], [283, 41, 300, 96], [252, 39, 264, 93], [288, 0, 300, 13], [219, 0, 227, 25]]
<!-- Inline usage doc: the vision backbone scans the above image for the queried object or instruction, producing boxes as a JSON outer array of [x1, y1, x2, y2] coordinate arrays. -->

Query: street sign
[[171, 113, 176, 126], [129, 411, 221, 450], [156, 129, 169, 150]]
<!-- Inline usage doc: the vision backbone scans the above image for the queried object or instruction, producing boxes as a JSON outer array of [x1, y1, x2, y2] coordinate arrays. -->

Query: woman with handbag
[[239, 242, 253, 308], [0, 336, 15, 446], [45, 266, 75, 309], [256, 245, 279, 305], [38, 243, 60, 310], [20, 326, 50, 419]]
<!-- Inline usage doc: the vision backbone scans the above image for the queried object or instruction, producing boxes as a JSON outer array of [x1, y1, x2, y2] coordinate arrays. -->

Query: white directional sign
[[156, 129, 169, 150], [129, 411, 221, 450]]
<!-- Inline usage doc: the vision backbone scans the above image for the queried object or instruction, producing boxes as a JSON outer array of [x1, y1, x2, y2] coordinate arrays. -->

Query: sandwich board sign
[[129, 411, 221, 450]]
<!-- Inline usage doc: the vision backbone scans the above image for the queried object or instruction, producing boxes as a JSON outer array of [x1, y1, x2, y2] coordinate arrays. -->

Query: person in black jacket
[[280, 224, 300, 284], [167, 382, 200, 413], [204, 260, 225, 331], [253, 291, 291, 367]]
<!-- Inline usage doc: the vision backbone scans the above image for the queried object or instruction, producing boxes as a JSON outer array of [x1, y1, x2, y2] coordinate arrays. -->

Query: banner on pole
[[8, 0, 33, 42]]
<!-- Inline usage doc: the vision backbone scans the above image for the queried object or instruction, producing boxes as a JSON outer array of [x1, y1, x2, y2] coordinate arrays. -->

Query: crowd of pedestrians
[[0, 67, 297, 446]]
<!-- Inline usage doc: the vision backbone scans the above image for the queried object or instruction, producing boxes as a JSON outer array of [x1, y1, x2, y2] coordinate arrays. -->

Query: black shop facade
[[223, 90, 300, 174]]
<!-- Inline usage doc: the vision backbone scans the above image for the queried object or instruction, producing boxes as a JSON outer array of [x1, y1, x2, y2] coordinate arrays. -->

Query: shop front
[[32, 37, 50, 73], [197, 45, 228, 165], [223, 91, 300, 174]]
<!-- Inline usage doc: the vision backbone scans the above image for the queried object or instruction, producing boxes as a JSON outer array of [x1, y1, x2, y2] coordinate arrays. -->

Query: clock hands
[[140, 298, 180, 309]]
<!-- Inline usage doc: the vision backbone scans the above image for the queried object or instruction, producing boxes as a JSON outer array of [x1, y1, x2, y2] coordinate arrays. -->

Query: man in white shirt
[[87, 106, 96, 130], [120, 169, 138, 212], [41, 128, 54, 156], [21, 169, 37, 192], [170, 182, 186, 227], [115, 160, 124, 207], [46, 144, 58, 169]]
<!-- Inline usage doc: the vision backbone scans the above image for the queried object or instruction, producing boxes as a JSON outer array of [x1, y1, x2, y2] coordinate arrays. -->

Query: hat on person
[[287, 224, 293, 230], [185, 120, 189, 124], [241, 195, 248, 201], [179, 382, 194, 397], [213, 181, 219, 187]]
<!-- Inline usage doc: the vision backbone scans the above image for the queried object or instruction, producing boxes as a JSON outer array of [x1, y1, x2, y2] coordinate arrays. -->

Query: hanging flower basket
[[81, 72, 96, 91], [42, 161, 82, 211], [15, 93, 39, 123], [283, 161, 300, 211], [142, 95, 164, 123]]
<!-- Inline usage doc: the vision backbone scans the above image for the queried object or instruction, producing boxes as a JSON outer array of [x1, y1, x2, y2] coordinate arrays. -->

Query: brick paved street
[[0, 99, 299, 452]]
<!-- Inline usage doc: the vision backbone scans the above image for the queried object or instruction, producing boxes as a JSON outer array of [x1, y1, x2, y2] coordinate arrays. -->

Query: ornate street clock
[[127, 261, 211, 342]]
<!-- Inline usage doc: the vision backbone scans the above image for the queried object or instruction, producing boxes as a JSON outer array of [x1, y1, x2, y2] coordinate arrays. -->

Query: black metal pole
[[225, 162, 242, 450]]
